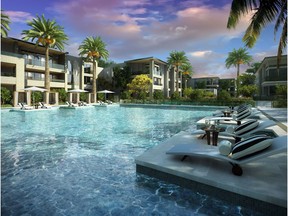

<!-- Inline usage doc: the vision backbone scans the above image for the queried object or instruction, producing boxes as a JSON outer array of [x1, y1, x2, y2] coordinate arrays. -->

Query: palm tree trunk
[[45, 46, 50, 91], [176, 65, 179, 94], [236, 63, 240, 97], [92, 58, 97, 102]]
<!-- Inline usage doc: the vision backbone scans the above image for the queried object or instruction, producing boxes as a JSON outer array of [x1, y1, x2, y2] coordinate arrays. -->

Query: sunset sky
[[2, 0, 283, 78]]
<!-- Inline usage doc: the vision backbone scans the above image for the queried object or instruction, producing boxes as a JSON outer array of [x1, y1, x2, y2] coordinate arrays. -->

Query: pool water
[[1, 106, 262, 215]]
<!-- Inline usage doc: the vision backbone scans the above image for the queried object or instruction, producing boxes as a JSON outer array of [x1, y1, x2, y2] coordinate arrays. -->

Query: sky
[[1, 0, 284, 78]]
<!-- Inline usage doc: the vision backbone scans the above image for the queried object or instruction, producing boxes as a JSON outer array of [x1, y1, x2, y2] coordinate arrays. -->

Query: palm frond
[[1, 10, 11, 37]]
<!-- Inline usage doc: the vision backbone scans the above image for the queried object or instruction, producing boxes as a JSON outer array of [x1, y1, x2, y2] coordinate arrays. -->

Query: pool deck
[[135, 107, 287, 215]]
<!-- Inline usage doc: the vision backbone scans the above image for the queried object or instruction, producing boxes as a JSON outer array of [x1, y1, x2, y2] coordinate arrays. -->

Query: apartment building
[[189, 77, 236, 96], [1, 37, 103, 106], [255, 55, 287, 99]]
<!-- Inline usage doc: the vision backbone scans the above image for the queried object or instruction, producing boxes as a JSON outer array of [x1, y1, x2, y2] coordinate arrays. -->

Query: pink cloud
[[5, 11, 34, 23]]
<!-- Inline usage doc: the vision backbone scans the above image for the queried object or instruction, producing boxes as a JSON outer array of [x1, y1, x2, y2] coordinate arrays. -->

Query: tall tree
[[245, 62, 261, 74], [1, 10, 11, 37], [227, 0, 287, 66], [78, 36, 109, 102], [180, 63, 194, 89], [127, 74, 152, 100], [22, 14, 68, 91], [225, 48, 253, 97], [167, 51, 189, 95]]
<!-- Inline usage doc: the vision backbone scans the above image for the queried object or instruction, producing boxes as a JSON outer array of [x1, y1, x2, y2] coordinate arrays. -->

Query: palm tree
[[227, 0, 287, 66], [167, 51, 189, 95], [225, 48, 253, 97], [22, 14, 68, 92], [180, 63, 194, 89], [78, 36, 109, 102], [1, 10, 11, 37]]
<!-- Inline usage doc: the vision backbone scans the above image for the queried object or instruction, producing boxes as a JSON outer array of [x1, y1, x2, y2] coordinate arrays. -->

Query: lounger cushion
[[232, 109, 251, 121], [234, 120, 259, 136], [229, 135, 273, 159], [218, 140, 232, 156]]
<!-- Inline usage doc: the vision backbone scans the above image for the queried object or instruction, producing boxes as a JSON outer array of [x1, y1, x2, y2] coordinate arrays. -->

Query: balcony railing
[[1, 71, 16, 77], [25, 59, 65, 70], [26, 77, 65, 83], [264, 75, 287, 82], [1, 51, 24, 58]]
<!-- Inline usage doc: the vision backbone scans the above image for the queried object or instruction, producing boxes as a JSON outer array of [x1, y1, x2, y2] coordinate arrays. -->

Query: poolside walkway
[[135, 107, 287, 216]]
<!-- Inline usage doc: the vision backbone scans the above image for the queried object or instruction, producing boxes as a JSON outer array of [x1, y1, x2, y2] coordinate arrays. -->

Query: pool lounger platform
[[135, 130, 287, 215], [166, 135, 287, 176]]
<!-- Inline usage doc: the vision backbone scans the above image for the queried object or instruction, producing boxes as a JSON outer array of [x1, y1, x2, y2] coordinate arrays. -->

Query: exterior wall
[[125, 57, 169, 98], [1, 38, 100, 106], [1, 54, 25, 91], [255, 55, 287, 99]]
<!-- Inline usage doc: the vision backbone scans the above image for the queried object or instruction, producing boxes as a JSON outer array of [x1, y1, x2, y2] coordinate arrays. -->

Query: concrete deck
[[135, 108, 287, 215]]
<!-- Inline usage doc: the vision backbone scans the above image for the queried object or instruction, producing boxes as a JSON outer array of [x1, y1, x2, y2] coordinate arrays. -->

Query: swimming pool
[[1, 106, 262, 215]]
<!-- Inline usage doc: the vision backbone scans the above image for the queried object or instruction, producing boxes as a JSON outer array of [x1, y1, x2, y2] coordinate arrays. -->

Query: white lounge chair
[[192, 119, 276, 140], [18, 103, 33, 110], [66, 101, 77, 107], [166, 135, 287, 176], [39, 102, 52, 109]]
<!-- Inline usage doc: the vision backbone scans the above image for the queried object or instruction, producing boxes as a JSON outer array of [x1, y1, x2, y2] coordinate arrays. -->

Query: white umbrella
[[68, 89, 88, 93], [97, 90, 115, 101], [23, 86, 47, 92], [22, 86, 47, 105]]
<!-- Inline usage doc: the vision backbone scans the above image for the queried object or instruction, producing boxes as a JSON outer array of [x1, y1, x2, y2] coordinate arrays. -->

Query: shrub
[[190, 89, 204, 100], [0, 87, 12, 105], [217, 90, 231, 101], [171, 92, 181, 100], [153, 90, 164, 100], [57, 88, 68, 102], [183, 87, 193, 98]]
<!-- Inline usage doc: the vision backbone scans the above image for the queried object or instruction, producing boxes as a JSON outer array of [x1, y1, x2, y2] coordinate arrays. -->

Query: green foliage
[[1, 10, 10, 37], [80, 92, 88, 101], [78, 36, 109, 96], [1, 87, 12, 105], [22, 14, 68, 51], [171, 92, 180, 100], [190, 89, 205, 100], [153, 90, 164, 100], [245, 62, 261, 74], [239, 73, 256, 85], [97, 77, 113, 90], [219, 79, 232, 91], [183, 87, 193, 98], [121, 90, 131, 100], [273, 85, 287, 108], [56, 88, 68, 102], [217, 90, 232, 101], [127, 75, 152, 99], [227, 0, 286, 66], [33, 92, 43, 104], [275, 84, 287, 96], [239, 85, 258, 97], [113, 66, 131, 91], [97, 93, 105, 101]]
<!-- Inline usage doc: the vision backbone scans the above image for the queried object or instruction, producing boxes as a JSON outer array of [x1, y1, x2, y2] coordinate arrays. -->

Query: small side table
[[204, 127, 220, 146], [222, 110, 231, 117]]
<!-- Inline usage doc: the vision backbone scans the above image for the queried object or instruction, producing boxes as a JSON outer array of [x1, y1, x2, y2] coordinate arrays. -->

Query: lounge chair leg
[[181, 155, 188, 161], [231, 164, 243, 176]]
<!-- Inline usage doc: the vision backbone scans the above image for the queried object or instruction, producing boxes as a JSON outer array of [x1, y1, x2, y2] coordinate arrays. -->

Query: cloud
[[190, 50, 213, 57], [45, 0, 263, 77], [5, 11, 34, 23]]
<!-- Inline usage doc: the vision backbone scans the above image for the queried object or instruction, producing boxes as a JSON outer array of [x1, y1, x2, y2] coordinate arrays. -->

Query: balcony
[[25, 59, 65, 73], [264, 75, 287, 82]]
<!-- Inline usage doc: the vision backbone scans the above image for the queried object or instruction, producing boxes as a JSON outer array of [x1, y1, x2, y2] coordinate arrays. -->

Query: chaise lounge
[[166, 135, 287, 176]]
